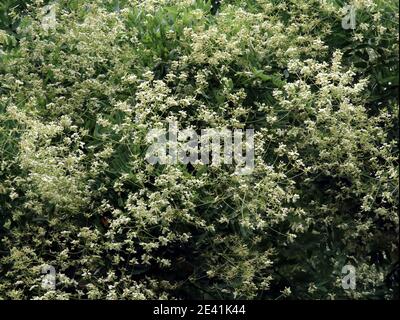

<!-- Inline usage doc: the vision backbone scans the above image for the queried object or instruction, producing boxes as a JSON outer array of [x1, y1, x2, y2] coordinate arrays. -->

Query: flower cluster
[[0, 0, 398, 299]]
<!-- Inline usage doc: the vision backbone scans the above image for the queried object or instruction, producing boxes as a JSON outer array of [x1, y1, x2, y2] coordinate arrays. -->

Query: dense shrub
[[0, 0, 398, 299]]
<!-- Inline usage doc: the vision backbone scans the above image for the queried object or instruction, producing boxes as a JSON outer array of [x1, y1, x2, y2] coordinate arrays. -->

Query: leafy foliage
[[0, 0, 398, 299]]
